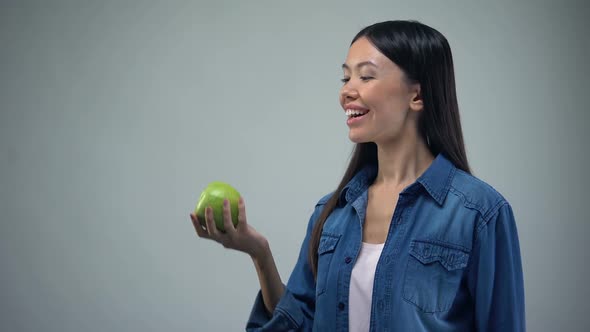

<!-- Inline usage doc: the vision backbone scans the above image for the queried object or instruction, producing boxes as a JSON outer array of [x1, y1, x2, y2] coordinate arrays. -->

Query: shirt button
[[345, 257, 352, 264], [338, 302, 345, 311]]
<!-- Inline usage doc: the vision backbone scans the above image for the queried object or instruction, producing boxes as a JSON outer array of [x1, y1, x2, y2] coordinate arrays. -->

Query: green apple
[[195, 181, 240, 232]]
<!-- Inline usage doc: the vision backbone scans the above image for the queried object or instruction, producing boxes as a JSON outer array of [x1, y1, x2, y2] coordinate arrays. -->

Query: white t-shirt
[[349, 242, 385, 332]]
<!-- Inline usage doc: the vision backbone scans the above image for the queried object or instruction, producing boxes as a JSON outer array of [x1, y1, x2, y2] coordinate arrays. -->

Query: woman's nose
[[340, 84, 359, 102]]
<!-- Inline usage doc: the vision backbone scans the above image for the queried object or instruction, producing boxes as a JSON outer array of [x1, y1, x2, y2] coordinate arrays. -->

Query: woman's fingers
[[191, 209, 230, 247], [222, 199, 236, 235], [190, 197, 264, 257], [237, 196, 248, 231], [205, 206, 220, 238], [191, 198, 251, 250], [190, 213, 210, 239]]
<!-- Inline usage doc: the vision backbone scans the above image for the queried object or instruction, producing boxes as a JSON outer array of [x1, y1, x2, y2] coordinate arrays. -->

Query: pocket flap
[[409, 240, 469, 271], [318, 233, 340, 255]]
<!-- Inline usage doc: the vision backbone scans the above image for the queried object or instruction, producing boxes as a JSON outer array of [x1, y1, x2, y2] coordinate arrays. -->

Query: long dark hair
[[309, 20, 472, 278]]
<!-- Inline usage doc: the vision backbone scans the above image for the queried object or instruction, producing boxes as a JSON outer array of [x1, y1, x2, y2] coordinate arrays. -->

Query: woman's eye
[[340, 76, 373, 83]]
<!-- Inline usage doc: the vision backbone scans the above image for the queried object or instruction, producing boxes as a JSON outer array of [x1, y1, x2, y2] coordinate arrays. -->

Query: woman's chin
[[348, 132, 370, 144]]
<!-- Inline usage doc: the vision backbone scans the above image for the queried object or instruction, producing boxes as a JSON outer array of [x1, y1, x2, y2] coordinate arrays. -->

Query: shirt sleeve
[[246, 197, 328, 331], [468, 202, 526, 332]]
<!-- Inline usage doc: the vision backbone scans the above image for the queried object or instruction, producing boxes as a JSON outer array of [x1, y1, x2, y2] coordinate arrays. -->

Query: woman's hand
[[191, 196, 284, 314], [190, 197, 268, 259]]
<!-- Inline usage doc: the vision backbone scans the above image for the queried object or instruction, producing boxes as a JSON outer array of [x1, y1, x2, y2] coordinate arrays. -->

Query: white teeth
[[345, 109, 367, 117]]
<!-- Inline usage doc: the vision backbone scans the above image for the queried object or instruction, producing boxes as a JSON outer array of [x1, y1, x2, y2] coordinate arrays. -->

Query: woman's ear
[[409, 84, 423, 112]]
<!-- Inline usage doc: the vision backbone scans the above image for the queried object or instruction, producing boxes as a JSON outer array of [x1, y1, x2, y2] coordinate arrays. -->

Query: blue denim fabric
[[246, 153, 525, 331]]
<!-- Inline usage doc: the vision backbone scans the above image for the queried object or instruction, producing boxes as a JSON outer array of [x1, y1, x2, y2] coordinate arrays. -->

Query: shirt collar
[[416, 153, 456, 205], [337, 163, 378, 207], [337, 153, 456, 206]]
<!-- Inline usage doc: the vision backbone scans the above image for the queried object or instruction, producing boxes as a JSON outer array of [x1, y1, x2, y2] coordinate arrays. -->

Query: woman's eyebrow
[[341, 61, 378, 70]]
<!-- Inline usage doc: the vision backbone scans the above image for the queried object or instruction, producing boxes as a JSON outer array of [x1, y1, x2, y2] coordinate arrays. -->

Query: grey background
[[1, 0, 588, 331]]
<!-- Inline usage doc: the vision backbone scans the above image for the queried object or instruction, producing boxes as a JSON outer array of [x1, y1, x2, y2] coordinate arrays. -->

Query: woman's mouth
[[346, 109, 369, 125]]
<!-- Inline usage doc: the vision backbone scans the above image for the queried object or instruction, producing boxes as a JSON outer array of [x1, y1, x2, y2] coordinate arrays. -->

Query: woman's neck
[[373, 133, 434, 189]]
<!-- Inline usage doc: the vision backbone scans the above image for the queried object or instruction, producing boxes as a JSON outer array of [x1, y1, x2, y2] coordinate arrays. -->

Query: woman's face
[[339, 37, 422, 145]]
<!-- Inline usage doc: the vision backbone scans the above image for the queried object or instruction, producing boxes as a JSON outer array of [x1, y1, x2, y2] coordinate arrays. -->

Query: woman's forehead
[[343, 37, 392, 70], [343, 37, 400, 75]]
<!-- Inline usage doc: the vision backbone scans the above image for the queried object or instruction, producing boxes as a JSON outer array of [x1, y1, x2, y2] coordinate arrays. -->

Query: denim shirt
[[246, 153, 525, 331]]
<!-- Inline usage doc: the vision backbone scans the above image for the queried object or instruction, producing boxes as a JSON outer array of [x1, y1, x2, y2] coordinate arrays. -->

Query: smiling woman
[[191, 20, 525, 332], [339, 37, 423, 145]]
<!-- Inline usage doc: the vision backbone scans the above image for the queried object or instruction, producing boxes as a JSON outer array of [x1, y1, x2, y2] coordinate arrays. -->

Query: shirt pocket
[[316, 232, 340, 297], [402, 239, 470, 313]]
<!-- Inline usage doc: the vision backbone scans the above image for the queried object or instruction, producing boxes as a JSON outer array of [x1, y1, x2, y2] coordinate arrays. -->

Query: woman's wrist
[[249, 237, 270, 262]]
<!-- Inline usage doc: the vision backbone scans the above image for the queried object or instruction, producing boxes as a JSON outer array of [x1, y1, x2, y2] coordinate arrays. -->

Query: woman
[[191, 20, 525, 331]]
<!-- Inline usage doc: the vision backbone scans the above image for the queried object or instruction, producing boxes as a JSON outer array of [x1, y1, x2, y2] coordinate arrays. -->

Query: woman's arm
[[191, 193, 326, 331], [468, 202, 525, 331], [191, 197, 286, 317], [246, 196, 329, 331], [251, 241, 286, 314]]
